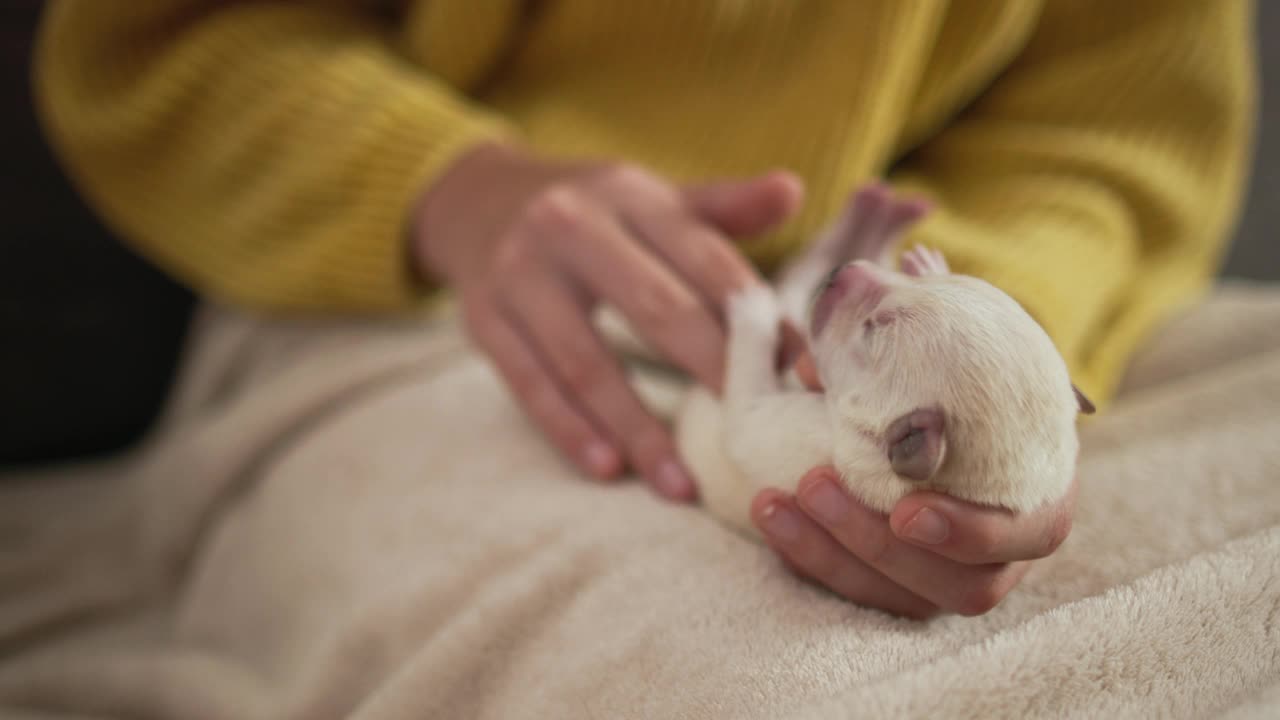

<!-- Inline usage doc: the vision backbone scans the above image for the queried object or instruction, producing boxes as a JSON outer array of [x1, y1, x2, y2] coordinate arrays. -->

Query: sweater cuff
[[304, 94, 515, 314]]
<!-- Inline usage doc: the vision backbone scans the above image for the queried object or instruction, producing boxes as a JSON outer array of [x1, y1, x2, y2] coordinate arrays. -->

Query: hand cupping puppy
[[678, 185, 1089, 618], [417, 148, 1082, 618]]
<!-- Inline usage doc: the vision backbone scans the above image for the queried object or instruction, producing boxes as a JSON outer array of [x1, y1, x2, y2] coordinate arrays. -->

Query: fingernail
[[902, 507, 950, 545], [654, 460, 694, 498], [761, 502, 801, 543], [801, 477, 849, 525], [581, 442, 617, 477]]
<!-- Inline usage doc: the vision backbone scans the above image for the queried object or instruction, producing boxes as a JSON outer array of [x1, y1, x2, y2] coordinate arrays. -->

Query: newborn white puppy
[[676, 184, 1094, 538]]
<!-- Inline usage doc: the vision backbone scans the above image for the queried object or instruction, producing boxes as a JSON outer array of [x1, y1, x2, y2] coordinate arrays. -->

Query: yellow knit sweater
[[35, 0, 1255, 406]]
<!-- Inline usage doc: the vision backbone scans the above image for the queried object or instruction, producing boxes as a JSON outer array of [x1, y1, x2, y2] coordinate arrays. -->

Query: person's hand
[[752, 354, 1076, 618], [411, 143, 803, 501], [750, 472, 1076, 618]]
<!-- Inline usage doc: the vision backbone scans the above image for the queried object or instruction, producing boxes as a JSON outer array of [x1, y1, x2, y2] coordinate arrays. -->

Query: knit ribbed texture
[[35, 0, 1255, 406]]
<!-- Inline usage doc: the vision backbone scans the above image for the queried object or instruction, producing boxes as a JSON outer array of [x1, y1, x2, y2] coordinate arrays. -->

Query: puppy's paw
[[838, 185, 933, 265], [728, 284, 783, 340], [901, 245, 950, 277]]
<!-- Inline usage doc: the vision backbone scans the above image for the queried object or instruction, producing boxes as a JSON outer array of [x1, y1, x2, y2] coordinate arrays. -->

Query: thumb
[[683, 170, 805, 238]]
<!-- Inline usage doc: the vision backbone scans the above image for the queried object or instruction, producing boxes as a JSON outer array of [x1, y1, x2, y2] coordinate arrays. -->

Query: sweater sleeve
[[889, 0, 1255, 406], [36, 1, 515, 314]]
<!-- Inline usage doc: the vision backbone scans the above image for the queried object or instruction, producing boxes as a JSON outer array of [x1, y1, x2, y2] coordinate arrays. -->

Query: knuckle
[[591, 164, 661, 195], [856, 528, 894, 568], [492, 234, 534, 274], [684, 240, 721, 277], [522, 186, 589, 233], [629, 284, 701, 334], [687, 236, 744, 287], [792, 541, 838, 580]]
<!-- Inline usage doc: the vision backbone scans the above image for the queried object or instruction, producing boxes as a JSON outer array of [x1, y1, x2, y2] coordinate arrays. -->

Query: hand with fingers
[[412, 142, 804, 500], [749, 184, 1080, 619], [752, 466, 1077, 619]]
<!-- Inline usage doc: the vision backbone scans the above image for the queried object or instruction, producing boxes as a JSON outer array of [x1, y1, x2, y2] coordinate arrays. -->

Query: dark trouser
[[1, 2, 194, 469]]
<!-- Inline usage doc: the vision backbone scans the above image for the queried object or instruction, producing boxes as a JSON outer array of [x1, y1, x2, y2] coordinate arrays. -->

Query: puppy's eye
[[865, 311, 897, 339], [873, 310, 897, 326]]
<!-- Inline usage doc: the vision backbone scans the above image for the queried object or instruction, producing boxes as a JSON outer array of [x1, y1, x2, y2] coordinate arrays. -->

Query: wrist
[[408, 141, 520, 286], [409, 142, 590, 288]]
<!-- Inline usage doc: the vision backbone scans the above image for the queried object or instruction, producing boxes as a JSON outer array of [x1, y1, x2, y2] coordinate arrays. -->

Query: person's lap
[[4, 284, 1280, 718]]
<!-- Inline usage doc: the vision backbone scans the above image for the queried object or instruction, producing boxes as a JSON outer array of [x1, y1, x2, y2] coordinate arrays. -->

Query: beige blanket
[[2, 282, 1279, 719]]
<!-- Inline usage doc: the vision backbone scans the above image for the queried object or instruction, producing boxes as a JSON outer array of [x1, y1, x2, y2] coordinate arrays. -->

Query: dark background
[[1, 2, 195, 465], [1224, 2, 1280, 280], [1, 2, 1276, 466]]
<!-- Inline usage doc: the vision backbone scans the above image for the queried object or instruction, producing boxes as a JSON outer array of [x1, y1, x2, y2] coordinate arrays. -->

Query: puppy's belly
[[674, 388, 764, 540]]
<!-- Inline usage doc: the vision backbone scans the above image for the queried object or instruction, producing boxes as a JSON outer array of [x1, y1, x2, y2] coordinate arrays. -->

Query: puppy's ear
[[886, 407, 947, 482], [1072, 384, 1096, 415]]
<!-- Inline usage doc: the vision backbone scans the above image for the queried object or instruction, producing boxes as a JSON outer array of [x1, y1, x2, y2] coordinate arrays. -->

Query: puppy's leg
[[681, 285, 792, 536], [700, 388, 830, 539], [775, 183, 932, 325], [716, 286, 832, 528], [724, 284, 785, 403], [838, 184, 933, 268]]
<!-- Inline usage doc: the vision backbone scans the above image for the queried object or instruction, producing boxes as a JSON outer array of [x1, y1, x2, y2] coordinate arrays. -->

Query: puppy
[[676, 184, 1094, 538]]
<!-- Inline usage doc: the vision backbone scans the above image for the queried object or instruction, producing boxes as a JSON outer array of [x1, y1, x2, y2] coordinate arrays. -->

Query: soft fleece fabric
[[1, 283, 1279, 718]]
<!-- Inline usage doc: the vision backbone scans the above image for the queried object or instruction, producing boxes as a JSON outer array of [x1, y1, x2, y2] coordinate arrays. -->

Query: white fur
[[682, 286, 833, 536], [676, 195, 1081, 540]]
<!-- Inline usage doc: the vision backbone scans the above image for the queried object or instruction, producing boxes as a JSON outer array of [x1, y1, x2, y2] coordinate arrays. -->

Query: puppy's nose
[[811, 260, 889, 338]]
